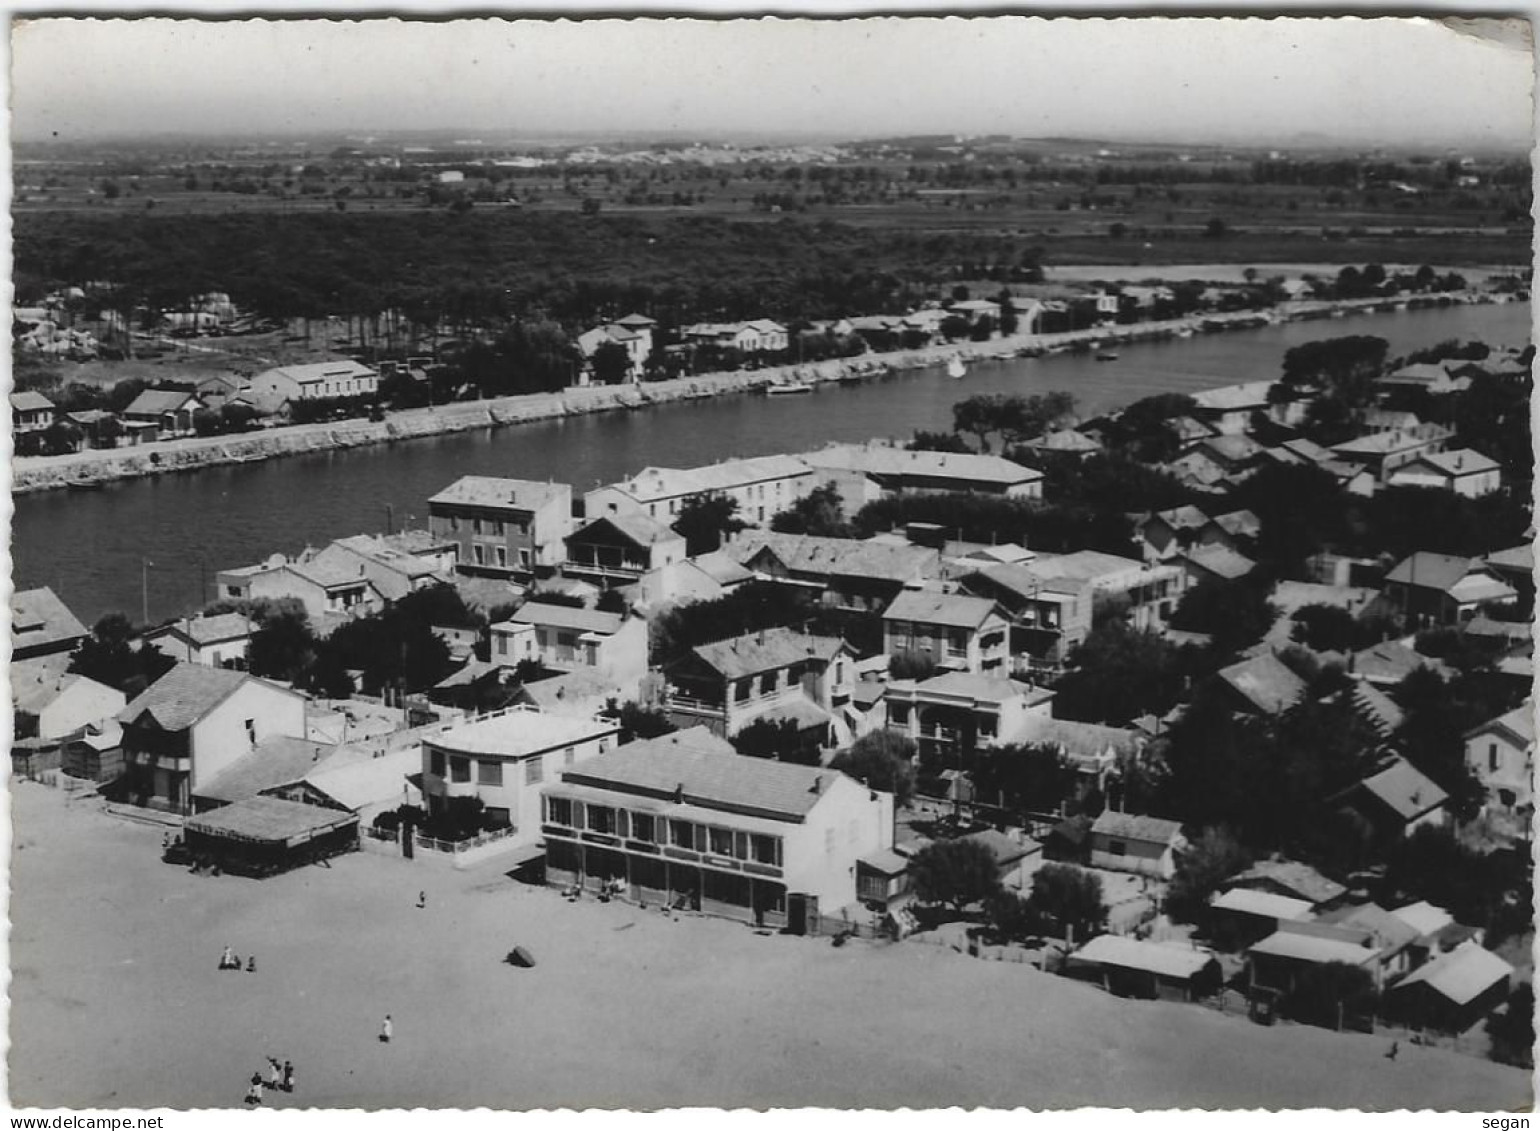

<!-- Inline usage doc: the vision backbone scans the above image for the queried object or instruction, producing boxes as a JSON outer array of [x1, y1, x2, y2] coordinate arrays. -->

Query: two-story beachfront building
[[881, 590, 1009, 674], [117, 664, 309, 814], [420, 706, 621, 836], [585, 455, 814, 528], [428, 476, 574, 581], [541, 728, 893, 930], [664, 627, 855, 752]]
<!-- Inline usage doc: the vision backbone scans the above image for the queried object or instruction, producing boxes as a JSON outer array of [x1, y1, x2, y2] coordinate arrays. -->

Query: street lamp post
[[141, 558, 154, 626]]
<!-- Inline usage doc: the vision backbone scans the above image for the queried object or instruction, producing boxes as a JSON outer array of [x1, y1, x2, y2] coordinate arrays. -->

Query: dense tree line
[[12, 209, 1054, 332]]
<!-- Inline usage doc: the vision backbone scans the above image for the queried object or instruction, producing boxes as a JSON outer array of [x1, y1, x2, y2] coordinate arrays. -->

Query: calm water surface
[[14, 300, 1530, 625]]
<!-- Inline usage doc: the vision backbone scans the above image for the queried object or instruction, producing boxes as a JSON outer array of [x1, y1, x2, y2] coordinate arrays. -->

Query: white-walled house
[[248, 360, 379, 407], [1387, 450, 1502, 498], [1464, 704, 1533, 820], [1089, 811, 1185, 879], [502, 601, 649, 691], [420, 707, 622, 840], [117, 664, 309, 814], [542, 728, 894, 930], [585, 455, 814, 528], [881, 590, 1010, 674], [145, 613, 255, 668]]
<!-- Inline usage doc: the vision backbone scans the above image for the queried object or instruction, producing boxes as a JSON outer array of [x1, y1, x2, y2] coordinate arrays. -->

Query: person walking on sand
[[267, 1057, 283, 1091], [282, 1060, 295, 1094], [245, 1073, 263, 1106], [416, 891, 426, 909], [220, 944, 235, 970], [246, 955, 257, 973], [1386, 1040, 1399, 1061], [379, 1014, 393, 1044]]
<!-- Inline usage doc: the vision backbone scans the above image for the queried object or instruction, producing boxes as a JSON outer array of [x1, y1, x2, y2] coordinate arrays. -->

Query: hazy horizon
[[10, 16, 1534, 150]]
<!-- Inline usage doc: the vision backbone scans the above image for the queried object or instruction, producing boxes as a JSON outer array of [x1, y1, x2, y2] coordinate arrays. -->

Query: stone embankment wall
[[11, 290, 1502, 496]]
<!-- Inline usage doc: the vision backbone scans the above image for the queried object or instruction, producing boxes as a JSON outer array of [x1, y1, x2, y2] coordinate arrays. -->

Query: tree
[[1289, 604, 1361, 653], [830, 731, 917, 807], [1026, 863, 1106, 942], [731, 717, 815, 765], [908, 839, 1001, 912], [973, 744, 1081, 817], [770, 482, 852, 538], [590, 340, 633, 385], [983, 888, 1045, 942], [1167, 826, 1251, 925], [247, 610, 318, 682], [907, 430, 972, 454], [672, 493, 746, 556], [953, 394, 1010, 452], [614, 701, 676, 743], [1170, 577, 1277, 657], [1052, 619, 1198, 726], [1487, 985, 1535, 1068], [69, 613, 173, 694], [1203, 217, 1229, 239]]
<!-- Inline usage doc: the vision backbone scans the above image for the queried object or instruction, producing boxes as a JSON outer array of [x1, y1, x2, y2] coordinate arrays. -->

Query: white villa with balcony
[[883, 671, 1055, 769], [563, 513, 687, 587], [664, 627, 856, 751], [420, 707, 622, 838], [541, 727, 893, 930]]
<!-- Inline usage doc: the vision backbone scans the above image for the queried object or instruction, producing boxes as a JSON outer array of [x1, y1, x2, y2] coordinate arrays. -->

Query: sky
[[7, 15, 1535, 148]]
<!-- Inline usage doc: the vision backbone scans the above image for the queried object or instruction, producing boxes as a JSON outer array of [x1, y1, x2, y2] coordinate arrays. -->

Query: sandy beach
[[8, 781, 1529, 1113]]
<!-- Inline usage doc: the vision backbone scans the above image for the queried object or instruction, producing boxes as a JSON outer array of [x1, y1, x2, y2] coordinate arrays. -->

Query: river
[[13, 299, 1530, 626]]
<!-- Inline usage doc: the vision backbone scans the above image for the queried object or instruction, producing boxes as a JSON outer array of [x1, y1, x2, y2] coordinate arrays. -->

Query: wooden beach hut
[[182, 795, 358, 877]]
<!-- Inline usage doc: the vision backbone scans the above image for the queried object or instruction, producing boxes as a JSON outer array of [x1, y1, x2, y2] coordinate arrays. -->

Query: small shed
[[1208, 887, 1315, 951], [1069, 934, 1223, 1002], [182, 796, 359, 877], [1089, 811, 1184, 879], [1383, 941, 1513, 1034]]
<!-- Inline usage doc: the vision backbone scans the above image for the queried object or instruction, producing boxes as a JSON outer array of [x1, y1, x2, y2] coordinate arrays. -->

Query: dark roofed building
[[1215, 653, 1307, 717], [11, 586, 89, 660]]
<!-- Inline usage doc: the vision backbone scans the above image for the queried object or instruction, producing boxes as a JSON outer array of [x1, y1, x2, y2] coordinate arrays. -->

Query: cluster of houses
[[11, 360, 384, 452], [15, 333, 1531, 1042]]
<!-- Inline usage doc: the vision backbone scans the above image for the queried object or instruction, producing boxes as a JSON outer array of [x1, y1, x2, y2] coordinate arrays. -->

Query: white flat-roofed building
[[541, 728, 893, 930], [421, 706, 621, 838], [585, 455, 814, 528], [883, 671, 1055, 768]]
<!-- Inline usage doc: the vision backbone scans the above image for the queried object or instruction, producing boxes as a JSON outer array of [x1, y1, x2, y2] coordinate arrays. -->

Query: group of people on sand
[[218, 944, 255, 973], [243, 1057, 295, 1105]]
